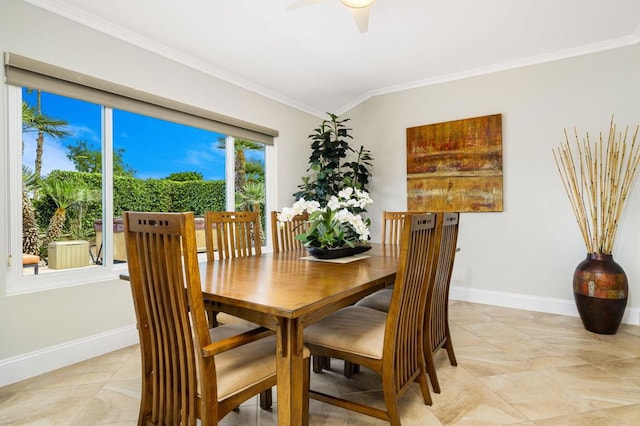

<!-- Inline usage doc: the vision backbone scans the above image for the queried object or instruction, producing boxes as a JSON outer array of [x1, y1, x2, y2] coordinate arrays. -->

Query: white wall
[[347, 44, 640, 323], [0, 0, 317, 384]]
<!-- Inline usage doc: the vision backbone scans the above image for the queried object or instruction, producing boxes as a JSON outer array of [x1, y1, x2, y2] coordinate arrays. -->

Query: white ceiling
[[28, 0, 640, 117]]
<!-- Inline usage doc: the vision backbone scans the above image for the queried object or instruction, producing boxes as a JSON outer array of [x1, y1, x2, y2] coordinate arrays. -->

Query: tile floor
[[1, 301, 639, 425]]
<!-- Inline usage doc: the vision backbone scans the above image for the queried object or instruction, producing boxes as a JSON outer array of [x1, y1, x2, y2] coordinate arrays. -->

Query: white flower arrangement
[[278, 187, 373, 249]]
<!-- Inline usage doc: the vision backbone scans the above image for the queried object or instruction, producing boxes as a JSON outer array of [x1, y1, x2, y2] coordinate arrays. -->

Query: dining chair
[[356, 212, 460, 393], [423, 212, 460, 393], [204, 210, 262, 261], [203, 210, 263, 328], [382, 211, 410, 244], [271, 210, 309, 252], [338, 210, 422, 377], [304, 213, 439, 425], [123, 211, 295, 425]]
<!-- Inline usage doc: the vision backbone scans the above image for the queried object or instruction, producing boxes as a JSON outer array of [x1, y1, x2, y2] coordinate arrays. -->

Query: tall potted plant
[[553, 117, 640, 334], [282, 113, 375, 259], [293, 113, 373, 205]]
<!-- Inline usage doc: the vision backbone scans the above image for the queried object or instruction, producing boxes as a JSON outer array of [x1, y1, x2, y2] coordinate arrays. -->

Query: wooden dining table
[[122, 242, 399, 425], [200, 243, 399, 425]]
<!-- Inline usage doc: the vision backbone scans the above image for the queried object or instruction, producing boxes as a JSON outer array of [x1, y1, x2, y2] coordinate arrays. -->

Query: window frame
[[5, 60, 276, 294]]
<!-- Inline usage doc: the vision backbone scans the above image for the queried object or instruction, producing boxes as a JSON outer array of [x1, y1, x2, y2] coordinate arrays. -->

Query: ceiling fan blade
[[287, 0, 328, 10], [351, 7, 370, 33]]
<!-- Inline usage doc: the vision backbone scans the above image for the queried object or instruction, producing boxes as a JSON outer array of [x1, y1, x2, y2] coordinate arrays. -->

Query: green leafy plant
[[293, 113, 373, 206]]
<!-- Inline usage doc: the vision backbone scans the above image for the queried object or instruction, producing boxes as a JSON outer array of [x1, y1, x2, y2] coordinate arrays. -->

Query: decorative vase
[[307, 245, 371, 260], [573, 254, 628, 335]]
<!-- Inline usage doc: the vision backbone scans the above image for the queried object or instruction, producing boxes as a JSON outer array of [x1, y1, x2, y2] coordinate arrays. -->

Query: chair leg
[[417, 367, 433, 406], [444, 334, 457, 366], [322, 356, 330, 369], [382, 384, 402, 426], [343, 361, 360, 378], [313, 355, 331, 373], [259, 389, 273, 410], [205, 305, 219, 328], [312, 355, 324, 373], [424, 349, 441, 394]]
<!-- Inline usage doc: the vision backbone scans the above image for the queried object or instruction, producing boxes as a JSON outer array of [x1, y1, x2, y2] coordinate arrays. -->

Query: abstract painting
[[406, 114, 503, 212]]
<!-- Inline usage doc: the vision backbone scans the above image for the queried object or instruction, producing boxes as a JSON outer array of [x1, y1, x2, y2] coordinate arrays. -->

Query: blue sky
[[23, 90, 229, 180]]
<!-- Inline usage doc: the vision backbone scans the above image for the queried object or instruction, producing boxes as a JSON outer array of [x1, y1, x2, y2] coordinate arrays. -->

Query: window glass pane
[[21, 88, 103, 275], [112, 110, 227, 259], [233, 139, 267, 245], [16, 86, 269, 284]]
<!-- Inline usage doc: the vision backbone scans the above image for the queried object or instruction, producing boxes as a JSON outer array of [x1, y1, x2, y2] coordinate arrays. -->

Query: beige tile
[[538, 364, 640, 408], [471, 305, 542, 323], [594, 403, 640, 424], [509, 318, 586, 340], [69, 380, 140, 425], [541, 335, 638, 364], [430, 367, 526, 425], [492, 338, 589, 369], [533, 409, 628, 425], [0, 383, 102, 425], [595, 356, 640, 384], [591, 330, 640, 356], [108, 351, 141, 382], [449, 303, 493, 325], [480, 370, 597, 421], [460, 321, 532, 344], [449, 323, 487, 347], [618, 323, 640, 337], [455, 344, 532, 378]]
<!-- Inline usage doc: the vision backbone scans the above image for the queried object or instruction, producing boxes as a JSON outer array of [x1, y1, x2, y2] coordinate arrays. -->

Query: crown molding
[[337, 33, 640, 115]]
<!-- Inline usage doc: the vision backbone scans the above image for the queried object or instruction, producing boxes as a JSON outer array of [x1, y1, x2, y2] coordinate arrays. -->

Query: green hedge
[[34, 170, 225, 238]]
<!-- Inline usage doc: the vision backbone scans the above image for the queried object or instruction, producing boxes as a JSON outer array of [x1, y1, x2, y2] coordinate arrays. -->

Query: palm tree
[[236, 181, 265, 213], [22, 93, 71, 181], [236, 181, 266, 245], [217, 137, 265, 190], [39, 179, 82, 256], [22, 166, 40, 255], [245, 159, 265, 184]]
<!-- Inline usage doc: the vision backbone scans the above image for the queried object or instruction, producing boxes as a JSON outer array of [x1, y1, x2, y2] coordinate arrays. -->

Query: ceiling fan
[[288, 0, 376, 33]]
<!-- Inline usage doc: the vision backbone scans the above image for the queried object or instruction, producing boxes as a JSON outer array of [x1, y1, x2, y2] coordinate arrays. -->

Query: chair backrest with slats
[[204, 211, 262, 261], [382, 211, 429, 244], [124, 211, 210, 426], [382, 213, 439, 393], [271, 210, 309, 252], [426, 212, 460, 351], [381, 211, 407, 244]]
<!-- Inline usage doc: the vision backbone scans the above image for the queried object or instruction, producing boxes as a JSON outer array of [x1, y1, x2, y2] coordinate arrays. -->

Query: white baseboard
[[0, 324, 138, 387], [450, 285, 640, 326]]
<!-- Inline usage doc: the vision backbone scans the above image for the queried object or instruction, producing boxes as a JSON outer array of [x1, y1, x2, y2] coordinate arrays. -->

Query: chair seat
[[355, 289, 393, 312], [209, 325, 276, 400], [216, 312, 261, 329], [304, 306, 387, 359]]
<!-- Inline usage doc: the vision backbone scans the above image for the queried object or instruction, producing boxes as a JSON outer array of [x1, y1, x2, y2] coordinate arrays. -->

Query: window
[[5, 53, 276, 293]]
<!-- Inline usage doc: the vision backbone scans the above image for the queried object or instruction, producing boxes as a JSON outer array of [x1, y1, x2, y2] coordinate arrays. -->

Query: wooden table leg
[[276, 317, 307, 426]]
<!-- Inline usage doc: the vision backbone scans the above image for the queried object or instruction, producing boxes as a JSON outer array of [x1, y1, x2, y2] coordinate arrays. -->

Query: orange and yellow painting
[[406, 114, 503, 212]]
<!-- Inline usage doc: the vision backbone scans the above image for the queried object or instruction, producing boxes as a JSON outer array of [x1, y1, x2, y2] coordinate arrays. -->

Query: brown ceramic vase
[[573, 253, 628, 335]]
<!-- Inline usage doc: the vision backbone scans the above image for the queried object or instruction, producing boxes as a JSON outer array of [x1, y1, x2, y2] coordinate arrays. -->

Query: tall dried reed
[[553, 117, 640, 254]]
